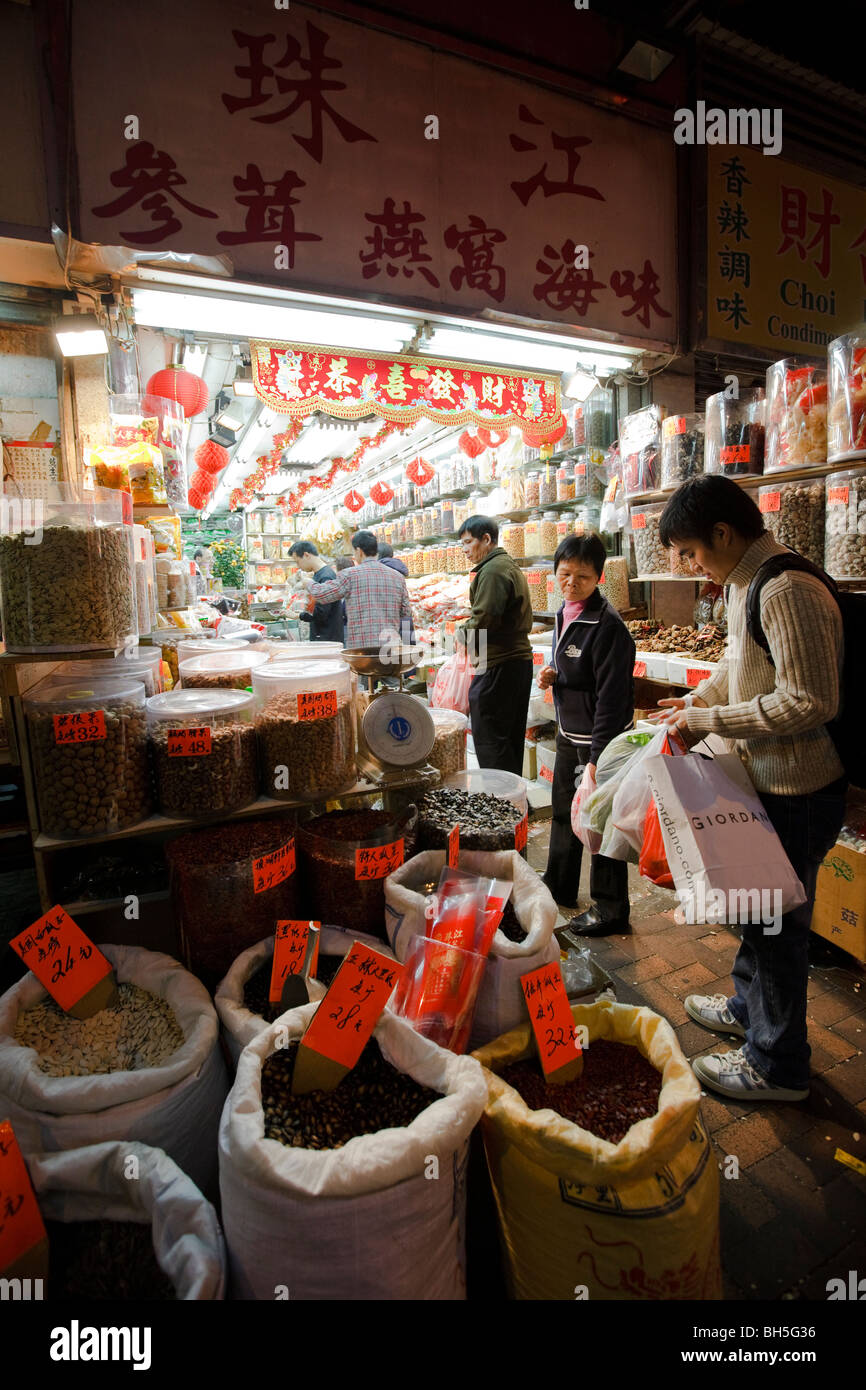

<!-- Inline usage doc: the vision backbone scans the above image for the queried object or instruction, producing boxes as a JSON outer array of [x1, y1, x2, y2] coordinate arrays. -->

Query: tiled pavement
[[525, 820, 866, 1302]]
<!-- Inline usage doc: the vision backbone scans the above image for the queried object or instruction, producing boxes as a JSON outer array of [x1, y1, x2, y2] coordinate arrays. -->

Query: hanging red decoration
[[344, 489, 365, 512], [523, 415, 567, 447], [488, 428, 511, 448], [369, 480, 394, 507], [145, 365, 209, 420], [406, 455, 435, 485], [194, 439, 229, 476], [187, 481, 208, 510], [189, 467, 216, 496], [457, 430, 485, 459]]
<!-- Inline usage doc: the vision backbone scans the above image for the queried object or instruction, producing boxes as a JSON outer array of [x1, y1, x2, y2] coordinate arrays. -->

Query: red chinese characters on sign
[[609, 260, 672, 330], [520, 962, 581, 1077], [0, 1121, 47, 1273], [444, 216, 507, 304], [91, 141, 218, 244], [687, 668, 711, 688], [534, 241, 606, 316], [10, 908, 113, 1014], [252, 840, 296, 894], [269, 920, 319, 1003], [361, 199, 439, 287], [53, 711, 107, 746], [216, 166, 321, 264], [777, 185, 841, 280], [509, 105, 604, 207], [355, 839, 404, 881]]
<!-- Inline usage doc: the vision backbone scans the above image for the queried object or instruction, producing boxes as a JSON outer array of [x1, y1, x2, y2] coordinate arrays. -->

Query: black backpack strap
[[745, 551, 838, 666]]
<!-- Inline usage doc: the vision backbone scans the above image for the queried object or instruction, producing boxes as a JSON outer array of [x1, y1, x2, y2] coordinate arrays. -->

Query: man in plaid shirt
[[301, 530, 414, 649]]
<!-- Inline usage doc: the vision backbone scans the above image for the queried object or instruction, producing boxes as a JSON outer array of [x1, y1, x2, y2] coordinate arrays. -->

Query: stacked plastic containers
[[827, 333, 866, 463], [252, 660, 357, 801], [619, 405, 664, 497], [179, 649, 270, 691], [705, 388, 765, 476], [764, 361, 827, 471], [147, 689, 258, 818]]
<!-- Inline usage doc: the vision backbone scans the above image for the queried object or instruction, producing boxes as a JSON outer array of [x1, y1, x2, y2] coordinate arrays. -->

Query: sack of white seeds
[[27, 1141, 227, 1300], [219, 1002, 487, 1300], [385, 849, 559, 1049], [0, 944, 228, 1199]]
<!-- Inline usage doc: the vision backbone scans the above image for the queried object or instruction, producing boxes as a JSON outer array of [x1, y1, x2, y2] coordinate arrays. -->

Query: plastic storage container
[[0, 484, 136, 654], [267, 640, 345, 660], [525, 563, 553, 613], [524, 472, 540, 508], [583, 388, 614, 449], [24, 679, 152, 839], [444, 768, 528, 816], [758, 479, 825, 569], [539, 512, 558, 556], [705, 388, 765, 476], [630, 503, 669, 576], [538, 467, 556, 507], [824, 469, 866, 578], [177, 637, 246, 669], [556, 466, 575, 503], [252, 659, 356, 801], [297, 807, 417, 941], [427, 707, 468, 780], [619, 405, 664, 498], [110, 392, 187, 510], [598, 556, 630, 610], [524, 513, 542, 558], [661, 414, 705, 489], [179, 649, 270, 691], [52, 647, 164, 699], [502, 522, 526, 559], [764, 361, 827, 472], [147, 689, 258, 819], [827, 333, 866, 462]]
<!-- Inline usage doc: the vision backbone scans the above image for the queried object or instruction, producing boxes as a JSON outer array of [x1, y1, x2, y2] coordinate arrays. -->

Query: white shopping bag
[[642, 751, 806, 925]]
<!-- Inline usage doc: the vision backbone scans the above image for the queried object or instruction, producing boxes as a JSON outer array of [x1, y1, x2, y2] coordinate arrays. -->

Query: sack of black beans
[[26, 1140, 227, 1300], [219, 1002, 487, 1300], [214, 934, 344, 1069], [473, 998, 721, 1301], [384, 850, 559, 1049], [0, 944, 228, 1200]]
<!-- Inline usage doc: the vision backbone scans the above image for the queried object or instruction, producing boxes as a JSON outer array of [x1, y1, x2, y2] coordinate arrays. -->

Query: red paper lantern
[[194, 439, 229, 476], [187, 483, 208, 510], [406, 456, 434, 485], [370, 480, 394, 506], [145, 365, 209, 419], [189, 467, 215, 497], [344, 489, 365, 512]]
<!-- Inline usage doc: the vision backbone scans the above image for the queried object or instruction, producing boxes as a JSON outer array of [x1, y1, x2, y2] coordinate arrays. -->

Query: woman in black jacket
[[540, 534, 636, 936]]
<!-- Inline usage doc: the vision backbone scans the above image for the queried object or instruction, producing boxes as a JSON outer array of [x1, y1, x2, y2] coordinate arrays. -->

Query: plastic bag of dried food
[[0, 944, 227, 1200], [430, 649, 473, 714], [26, 1141, 226, 1300], [385, 849, 559, 1048], [219, 1003, 487, 1300], [472, 998, 721, 1301], [581, 728, 656, 839]]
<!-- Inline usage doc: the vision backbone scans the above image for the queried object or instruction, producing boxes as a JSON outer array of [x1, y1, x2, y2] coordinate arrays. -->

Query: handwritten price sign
[[167, 726, 212, 757], [10, 908, 113, 1014], [448, 824, 460, 869], [514, 811, 529, 853], [0, 1121, 47, 1274], [53, 710, 106, 745], [686, 667, 711, 687], [720, 444, 750, 465], [300, 944, 403, 1071], [521, 962, 582, 1081], [355, 839, 404, 881], [634, 660, 647, 678], [269, 920, 320, 1003], [297, 690, 338, 721], [252, 840, 296, 894]]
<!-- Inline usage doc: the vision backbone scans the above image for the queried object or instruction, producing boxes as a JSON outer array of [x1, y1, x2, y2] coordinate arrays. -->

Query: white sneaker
[[692, 1047, 809, 1102], [684, 993, 746, 1037]]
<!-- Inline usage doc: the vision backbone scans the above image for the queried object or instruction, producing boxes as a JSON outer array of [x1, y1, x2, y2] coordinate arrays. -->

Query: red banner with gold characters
[[250, 341, 564, 444]]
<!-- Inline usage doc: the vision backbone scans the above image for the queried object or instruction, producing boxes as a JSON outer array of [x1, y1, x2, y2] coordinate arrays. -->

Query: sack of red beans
[[473, 998, 722, 1301]]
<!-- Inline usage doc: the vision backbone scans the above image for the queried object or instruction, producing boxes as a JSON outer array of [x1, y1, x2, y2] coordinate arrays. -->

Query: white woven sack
[[219, 1002, 487, 1300], [385, 849, 559, 1049], [27, 1140, 227, 1300], [0, 944, 228, 1198]]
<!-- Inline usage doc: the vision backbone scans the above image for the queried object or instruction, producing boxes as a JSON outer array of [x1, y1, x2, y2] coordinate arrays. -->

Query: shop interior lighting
[[564, 369, 600, 401], [616, 40, 675, 82], [214, 404, 245, 433], [417, 326, 636, 375], [52, 312, 109, 357], [232, 374, 257, 397]]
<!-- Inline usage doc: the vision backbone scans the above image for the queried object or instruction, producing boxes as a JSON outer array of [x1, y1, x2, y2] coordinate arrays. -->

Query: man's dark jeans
[[727, 776, 846, 1089], [468, 659, 533, 776]]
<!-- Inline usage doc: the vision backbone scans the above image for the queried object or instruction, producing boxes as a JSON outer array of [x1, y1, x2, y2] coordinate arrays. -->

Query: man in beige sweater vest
[[656, 476, 846, 1102]]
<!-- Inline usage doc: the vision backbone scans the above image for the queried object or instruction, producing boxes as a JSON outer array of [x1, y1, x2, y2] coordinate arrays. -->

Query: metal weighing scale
[[341, 646, 440, 789]]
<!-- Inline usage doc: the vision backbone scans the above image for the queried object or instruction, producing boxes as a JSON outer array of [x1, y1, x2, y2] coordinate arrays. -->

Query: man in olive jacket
[[455, 514, 533, 775]]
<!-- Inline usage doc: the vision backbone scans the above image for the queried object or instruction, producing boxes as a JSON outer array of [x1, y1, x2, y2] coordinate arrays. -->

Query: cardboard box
[[811, 842, 866, 964]]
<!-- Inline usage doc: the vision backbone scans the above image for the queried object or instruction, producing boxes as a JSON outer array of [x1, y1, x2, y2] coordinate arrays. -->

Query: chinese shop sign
[[72, 0, 676, 344], [706, 146, 864, 353]]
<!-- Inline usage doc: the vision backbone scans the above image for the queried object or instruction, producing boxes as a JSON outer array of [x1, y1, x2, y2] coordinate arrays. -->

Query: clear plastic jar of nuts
[[630, 503, 669, 576], [501, 522, 525, 559], [540, 511, 558, 555], [525, 472, 540, 507], [525, 564, 553, 613], [538, 467, 556, 506], [427, 708, 468, 780], [824, 469, 866, 578], [661, 414, 705, 489], [25, 678, 152, 839], [524, 513, 542, 557], [147, 688, 259, 819], [758, 479, 825, 569], [253, 660, 357, 801], [178, 648, 270, 691]]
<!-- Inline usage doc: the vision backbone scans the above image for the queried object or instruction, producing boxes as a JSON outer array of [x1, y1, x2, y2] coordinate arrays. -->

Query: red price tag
[[252, 840, 296, 894], [663, 416, 687, 438], [575, 461, 587, 476], [827, 487, 849, 505], [521, 962, 582, 1078], [0, 1121, 47, 1273], [687, 667, 711, 687], [540, 763, 553, 784], [53, 710, 107, 745], [448, 823, 460, 869], [300, 944, 403, 1070], [167, 726, 212, 756], [532, 651, 545, 667], [297, 690, 338, 720], [514, 811, 528, 853], [269, 920, 320, 1003], [445, 620, 456, 635], [759, 491, 781, 513], [634, 660, 647, 678], [10, 908, 113, 1014], [631, 513, 647, 530], [121, 491, 133, 525], [604, 477, 619, 503], [355, 838, 404, 881], [720, 444, 750, 465]]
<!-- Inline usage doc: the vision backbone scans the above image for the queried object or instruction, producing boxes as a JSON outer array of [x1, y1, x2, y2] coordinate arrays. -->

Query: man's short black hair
[[193, 548, 203, 560], [378, 542, 394, 559], [659, 476, 765, 549], [288, 540, 319, 558], [335, 555, 353, 570], [351, 529, 378, 556], [553, 532, 606, 578], [457, 514, 499, 544]]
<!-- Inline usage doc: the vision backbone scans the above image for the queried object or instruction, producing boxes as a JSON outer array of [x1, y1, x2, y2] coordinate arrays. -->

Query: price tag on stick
[[514, 811, 528, 853], [0, 1121, 48, 1281], [270, 921, 320, 1004], [292, 943, 404, 1095], [10, 907, 117, 1019], [448, 823, 460, 869], [520, 962, 583, 1085]]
